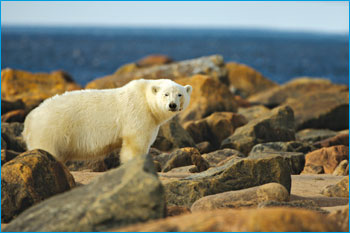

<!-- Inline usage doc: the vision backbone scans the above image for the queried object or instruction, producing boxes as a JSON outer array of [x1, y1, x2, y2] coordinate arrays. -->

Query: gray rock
[[202, 148, 245, 167], [296, 128, 338, 143], [321, 177, 349, 198], [3, 154, 165, 232], [333, 160, 349, 176], [221, 105, 295, 155], [1, 122, 26, 152], [250, 141, 315, 154], [237, 105, 270, 121]]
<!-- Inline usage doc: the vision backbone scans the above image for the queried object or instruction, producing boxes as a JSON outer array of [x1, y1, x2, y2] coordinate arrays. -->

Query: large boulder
[[162, 156, 291, 207], [191, 183, 289, 211], [302, 145, 349, 174], [226, 62, 278, 97], [248, 77, 348, 107], [1, 122, 26, 152], [86, 55, 228, 89], [1, 68, 81, 110], [115, 208, 341, 232], [221, 106, 295, 155], [1, 149, 75, 223], [3, 154, 165, 232], [176, 75, 238, 124]]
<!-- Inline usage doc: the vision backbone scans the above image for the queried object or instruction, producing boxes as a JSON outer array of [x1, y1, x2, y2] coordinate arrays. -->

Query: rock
[[237, 105, 270, 121], [327, 206, 349, 232], [221, 105, 295, 155], [137, 54, 173, 67], [234, 95, 251, 108], [1, 99, 25, 115], [191, 183, 289, 211], [226, 62, 278, 97], [1, 137, 6, 150], [115, 208, 341, 232], [162, 147, 209, 173], [184, 112, 247, 148], [152, 118, 196, 151], [250, 141, 315, 154], [65, 150, 120, 172], [1, 149, 75, 223], [1, 68, 81, 110], [1, 122, 26, 152], [248, 77, 348, 108], [1, 109, 27, 123], [202, 148, 245, 167], [333, 160, 349, 176], [163, 156, 291, 207], [1, 149, 20, 165], [176, 75, 238, 124], [86, 55, 228, 89], [296, 128, 338, 143], [314, 133, 349, 148], [3, 154, 165, 232], [321, 177, 349, 198], [285, 91, 349, 130], [302, 145, 349, 174], [258, 200, 327, 214], [166, 206, 191, 217], [195, 141, 214, 154], [248, 151, 305, 174]]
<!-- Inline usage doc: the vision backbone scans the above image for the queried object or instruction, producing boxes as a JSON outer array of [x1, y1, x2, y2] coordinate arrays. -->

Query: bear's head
[[150, 79, 192, 116]]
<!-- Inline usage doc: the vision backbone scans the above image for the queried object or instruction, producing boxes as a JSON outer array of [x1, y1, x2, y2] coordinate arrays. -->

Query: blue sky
[[1, 1, 349, 34]]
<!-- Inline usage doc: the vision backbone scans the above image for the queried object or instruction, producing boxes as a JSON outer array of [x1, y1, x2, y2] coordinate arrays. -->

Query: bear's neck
[[148, 104, 175, 126]]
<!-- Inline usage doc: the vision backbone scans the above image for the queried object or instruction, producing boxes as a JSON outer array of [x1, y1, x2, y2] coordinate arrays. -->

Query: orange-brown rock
[[327, 206, 349, 232], [1, 68, 81, 110], [114, 208, 340, 232], [302, 145, 349, 174], [137, 54, 173, 67], [314, 133, 349, 148], [1, 149, 75, 223], [86, 55, 227, 89], [166, 205, 191, 217], [226, 62, 278, 97], [176, 75, 238, 124], [248, 77, 348, 107]]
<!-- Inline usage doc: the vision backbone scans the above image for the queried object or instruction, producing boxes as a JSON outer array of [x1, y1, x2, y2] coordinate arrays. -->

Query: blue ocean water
[[1, 26, 349, 86]]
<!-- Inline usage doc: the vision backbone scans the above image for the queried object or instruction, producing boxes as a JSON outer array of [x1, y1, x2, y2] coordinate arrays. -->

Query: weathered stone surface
[[65, 150, 120, 172], [1, 149, 20, 165], [258, 200, 327, 214], [136, 54, 173, 67], [1, 109, 27, 123], [234, 95, 251, 108], [115, 208, 341, 232], [202, 148, 245, 167], [163, 156, 291, 207], [1, 149, 75, 223], [191, 183, 289, 211], [162, 147, 209, 173], [327, 206, 349, 232], [221, 105, 295, 155], [3, 154, 165, 232], [86, 55, 228, 89], [321, 177, 349, 198], [166, 206, 190, 217], [285, 91, 349, 130], [296, 128, 337, 143], [302, 145, 349, 174], [1, 68, 81, 110], [1, 122, 26, 152], [248, 151, 305, 175], [250, 141, 315, 154], [184, 112, 247, 148], [152, 118, 196, 151], [195, 141, 214, 154], [314, 133, 349, 148], [248, 77, 348, 107], [176, 75, 238, 123], [333, 160, 349, 176], [237, 105, 270, 121], [1, 99, 25, 115], [226, 62, 278, 97]]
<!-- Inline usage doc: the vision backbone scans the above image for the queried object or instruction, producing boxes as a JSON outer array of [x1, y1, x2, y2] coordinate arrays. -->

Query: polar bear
[[23, 79, 192, 164]]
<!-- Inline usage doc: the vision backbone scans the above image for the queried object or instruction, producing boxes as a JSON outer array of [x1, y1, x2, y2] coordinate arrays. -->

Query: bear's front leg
[[120, 136, 151, 164]]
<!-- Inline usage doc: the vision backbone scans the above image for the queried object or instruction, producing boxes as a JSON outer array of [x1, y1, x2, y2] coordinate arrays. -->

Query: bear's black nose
[[169, 103, 177, 110]]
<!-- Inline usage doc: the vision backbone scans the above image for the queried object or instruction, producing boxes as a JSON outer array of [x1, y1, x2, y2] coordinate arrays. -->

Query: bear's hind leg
[[120, 137, 150, 164]]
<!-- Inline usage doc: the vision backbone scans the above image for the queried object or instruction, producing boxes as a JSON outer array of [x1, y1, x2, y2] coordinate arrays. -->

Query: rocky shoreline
[[1, 54, 349, 231]]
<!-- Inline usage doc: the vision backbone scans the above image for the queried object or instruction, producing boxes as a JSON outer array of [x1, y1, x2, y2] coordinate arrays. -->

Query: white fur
[[22, 79, 192, 163]]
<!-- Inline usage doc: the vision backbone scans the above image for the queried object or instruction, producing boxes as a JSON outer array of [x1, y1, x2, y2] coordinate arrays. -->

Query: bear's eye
[[178, 94, 182, 97], [164, 93, 169, 97]]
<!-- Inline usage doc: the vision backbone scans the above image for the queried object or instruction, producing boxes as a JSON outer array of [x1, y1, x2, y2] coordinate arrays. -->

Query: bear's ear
[[185, 85, 192, 94], [152, 86, 160, 94]]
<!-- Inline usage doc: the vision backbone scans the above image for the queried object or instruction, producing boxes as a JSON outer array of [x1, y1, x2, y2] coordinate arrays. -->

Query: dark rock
[[196, 141, 215, 154], [1, 122, 26, 152], [1, 149, 75, 223], [250, 141, 315, 154], [202, 148, 245, 167], [1, 99, 25, 115], [321, 177, 349, 198], [191, 183, 289, 211], [314, 133, 349, 148], [163, 156, 291, 207], [221, 105, 295, 155], [296, 128, 337, 143], [1, 149, 20, 165], [1, 109, 27, 123], [3, 154, 165, 232]]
